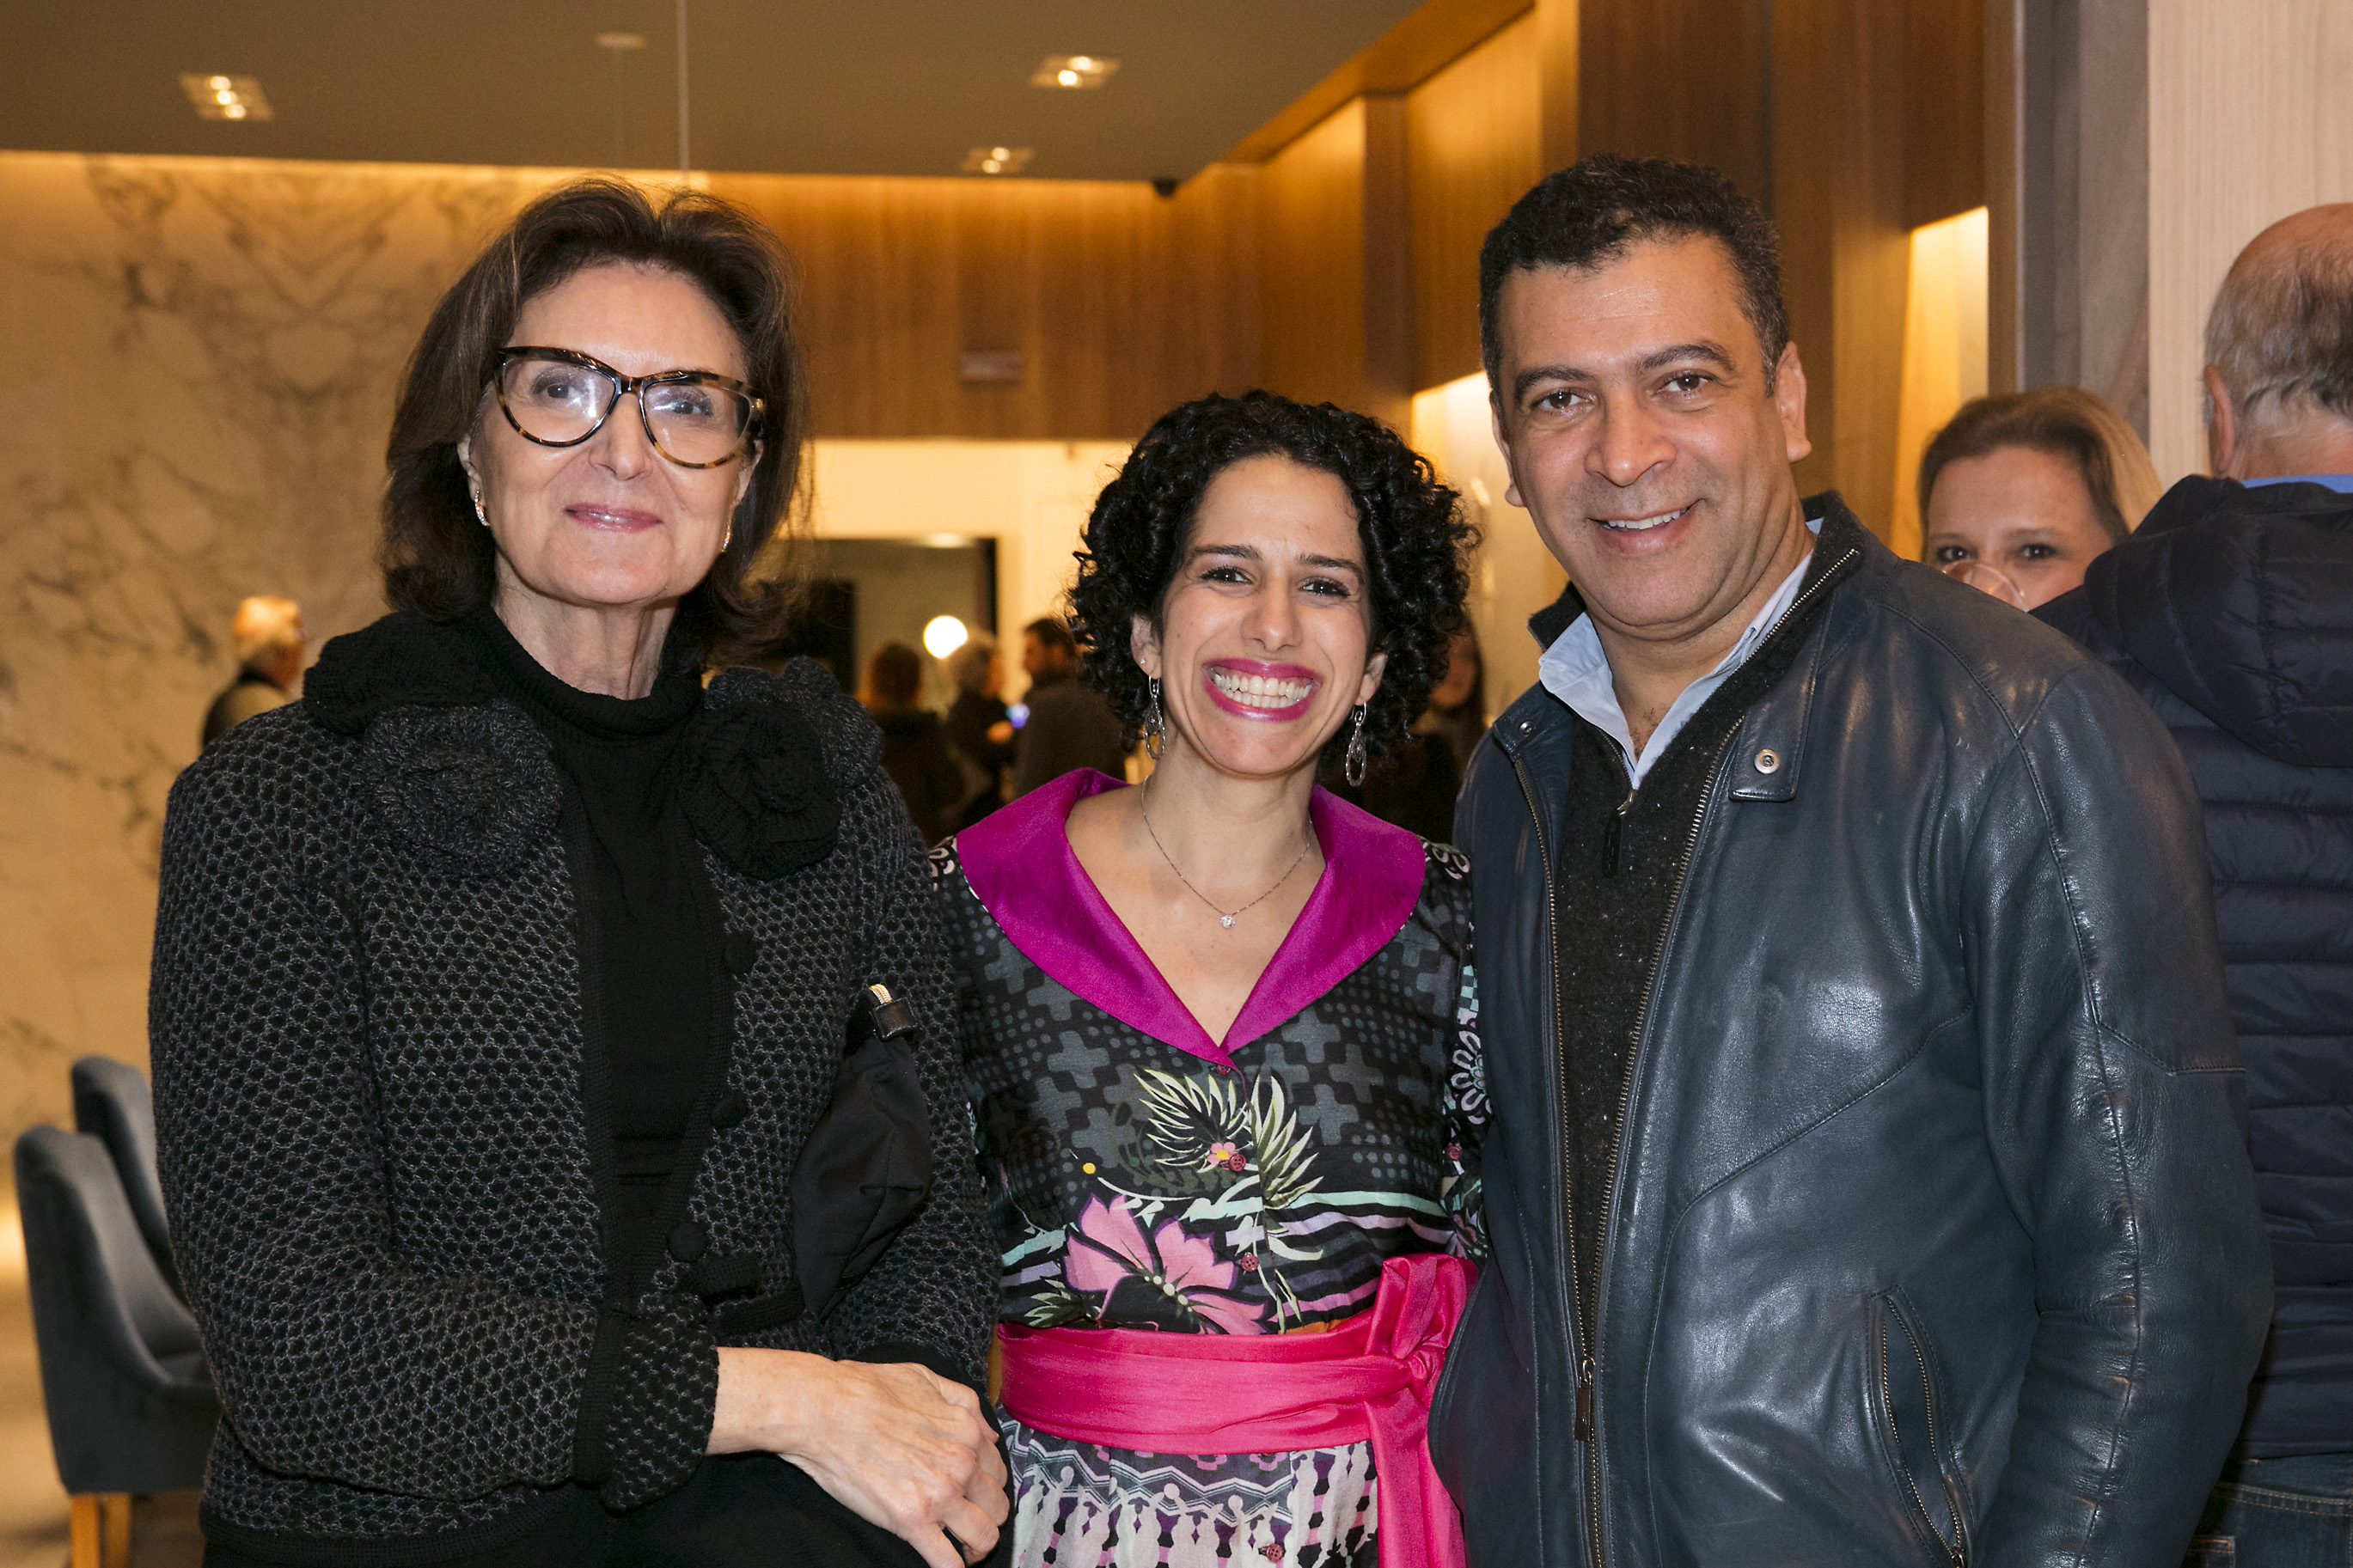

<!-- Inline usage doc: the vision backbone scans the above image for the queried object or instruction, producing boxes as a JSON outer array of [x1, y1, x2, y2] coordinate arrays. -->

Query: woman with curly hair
[[150, 180, 1003, 1568], [930, 391, 1487, 1568]]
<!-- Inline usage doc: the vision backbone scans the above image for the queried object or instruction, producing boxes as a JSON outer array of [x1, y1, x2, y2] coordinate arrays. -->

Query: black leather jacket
[[1433, 500, 2271, 1567]]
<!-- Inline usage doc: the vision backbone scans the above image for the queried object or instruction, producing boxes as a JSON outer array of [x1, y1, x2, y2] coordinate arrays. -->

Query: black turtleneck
[[461, 610, 712, 1266]]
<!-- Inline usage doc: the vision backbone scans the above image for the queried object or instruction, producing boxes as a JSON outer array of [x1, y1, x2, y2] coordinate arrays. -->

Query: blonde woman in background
[[1919, 386, 2165, 609]]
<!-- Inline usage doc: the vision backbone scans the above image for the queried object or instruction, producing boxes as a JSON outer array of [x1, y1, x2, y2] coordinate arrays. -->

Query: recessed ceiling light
[[180, 74, 272, 121], [962, 146, 1033, 175], [1030, 54, 1119, 89]]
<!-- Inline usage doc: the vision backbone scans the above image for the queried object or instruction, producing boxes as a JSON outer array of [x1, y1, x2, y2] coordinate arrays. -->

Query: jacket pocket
[[1868, 1291, 1967, 1566]]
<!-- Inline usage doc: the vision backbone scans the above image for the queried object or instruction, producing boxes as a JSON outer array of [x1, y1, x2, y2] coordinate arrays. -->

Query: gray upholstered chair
[[15, 1125, 218, 1567], [70, 1055, 183, 1299]]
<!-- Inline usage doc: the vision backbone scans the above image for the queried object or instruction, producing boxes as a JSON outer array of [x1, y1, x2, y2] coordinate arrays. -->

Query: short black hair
[[1067, 391, 1475, 770], [1479, 155, 1789, 387], [1023, 617, 1078, 656]]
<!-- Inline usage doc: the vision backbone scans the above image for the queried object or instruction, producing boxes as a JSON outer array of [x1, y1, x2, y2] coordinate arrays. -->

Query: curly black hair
[[1068, 391, 1476, 772]]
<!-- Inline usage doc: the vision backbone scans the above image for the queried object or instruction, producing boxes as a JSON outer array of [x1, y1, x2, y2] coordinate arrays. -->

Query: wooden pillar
[[1536, 0, 1580, 175], [1775, 0, 1916, 529], [1985, 0, 2023, 396], [1993, 0, 2150, 428], [1361, 95, 1416, 430], [1257, 96, 1416, 431], [1576, 0, 1775, 205]]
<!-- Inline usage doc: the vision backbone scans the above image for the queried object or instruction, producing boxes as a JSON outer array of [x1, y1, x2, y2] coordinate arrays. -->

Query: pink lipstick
[[1201, 660, 1321, 721]]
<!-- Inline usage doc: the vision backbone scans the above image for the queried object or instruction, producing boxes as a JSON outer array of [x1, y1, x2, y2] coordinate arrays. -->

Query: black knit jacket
[[149, 612, 995, 1558]]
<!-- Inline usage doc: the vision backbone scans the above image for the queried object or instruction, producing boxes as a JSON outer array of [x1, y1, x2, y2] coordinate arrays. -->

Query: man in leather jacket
[[1433, 154, 2271, 1566]]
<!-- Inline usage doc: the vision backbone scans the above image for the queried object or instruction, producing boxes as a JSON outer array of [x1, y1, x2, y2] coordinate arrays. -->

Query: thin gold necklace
[[1138, 776, 1314, 929]]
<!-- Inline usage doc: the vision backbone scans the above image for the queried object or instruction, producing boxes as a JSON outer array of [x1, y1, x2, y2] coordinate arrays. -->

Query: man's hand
[[711, 1348, 1009, 1568]]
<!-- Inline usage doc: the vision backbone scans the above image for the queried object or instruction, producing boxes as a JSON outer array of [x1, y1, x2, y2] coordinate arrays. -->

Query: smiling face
[[1924, 444, 2116, 609], [460, 261, 756, 625], [1131, 455, 1386, 784], [1489, 234, 1813, 660]]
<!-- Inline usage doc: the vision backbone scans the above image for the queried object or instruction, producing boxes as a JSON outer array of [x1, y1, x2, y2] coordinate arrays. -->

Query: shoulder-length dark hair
[[1067, 391, 1476, 770], [382, 178, 811, 668]]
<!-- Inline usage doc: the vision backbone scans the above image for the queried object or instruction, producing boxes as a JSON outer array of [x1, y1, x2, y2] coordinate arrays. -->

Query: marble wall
[[0, 152, 570, 1142]]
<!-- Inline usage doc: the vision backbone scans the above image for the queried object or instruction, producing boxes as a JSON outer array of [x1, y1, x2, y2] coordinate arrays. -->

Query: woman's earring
[[720, 522, 734, 553], [1344, 704, 1369, 788], [1144, 677, 1166, 761], [469, 487, 489, 528]]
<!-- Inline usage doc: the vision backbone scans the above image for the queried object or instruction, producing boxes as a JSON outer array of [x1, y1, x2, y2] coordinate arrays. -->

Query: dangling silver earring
[[1344, 704, 1369, 787], [469, 487, 490, 528], [720, 522, 734, 553], [1143, 677, 1166, 760]]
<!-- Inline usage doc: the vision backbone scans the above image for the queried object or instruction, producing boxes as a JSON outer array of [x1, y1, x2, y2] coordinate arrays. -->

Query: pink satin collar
[[954, 769, 1427, 1067]]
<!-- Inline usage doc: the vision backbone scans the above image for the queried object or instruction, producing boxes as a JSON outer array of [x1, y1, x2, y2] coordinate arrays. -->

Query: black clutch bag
[[790, 983, 935, 1321]]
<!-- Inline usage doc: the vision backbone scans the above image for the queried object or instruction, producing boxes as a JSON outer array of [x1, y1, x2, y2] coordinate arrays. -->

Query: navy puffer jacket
[[2040, 474, 2353, 1456]]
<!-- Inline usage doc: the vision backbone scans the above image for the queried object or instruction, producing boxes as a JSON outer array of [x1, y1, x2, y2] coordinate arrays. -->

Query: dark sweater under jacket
[[1550, 540, 1848, 1348], [2041, 474, 2353, 1458], [149, 611, 995, 1560], [462, 609, 713, 1275]]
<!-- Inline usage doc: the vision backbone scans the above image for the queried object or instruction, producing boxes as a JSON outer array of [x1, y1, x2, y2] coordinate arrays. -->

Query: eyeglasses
[[491, 347, 763, 468]]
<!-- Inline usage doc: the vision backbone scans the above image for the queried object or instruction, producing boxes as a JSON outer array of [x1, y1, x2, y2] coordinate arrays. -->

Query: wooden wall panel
[[1904, 0, 1986, 226], [1408, 13, 1543, 388], [2146, 0, 2353, 479], [714, 171, 1259, 441], [1228, 0, 1535, 162], [1362, 96, 1416, 426], [1166, 165, 1266, 410], [1259, 101, 1375, 416], [1775, 0, 1914, 533], [1537, 0, 1580, 174], [1575, 0, 1774, 204]]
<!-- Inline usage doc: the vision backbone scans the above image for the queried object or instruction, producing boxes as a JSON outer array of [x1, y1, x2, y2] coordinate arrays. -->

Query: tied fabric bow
[[998, 1250, 1475, 1568]]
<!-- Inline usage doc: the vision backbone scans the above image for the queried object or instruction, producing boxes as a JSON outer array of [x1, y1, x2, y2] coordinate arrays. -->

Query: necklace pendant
[[1219, 914, 1236, 928]]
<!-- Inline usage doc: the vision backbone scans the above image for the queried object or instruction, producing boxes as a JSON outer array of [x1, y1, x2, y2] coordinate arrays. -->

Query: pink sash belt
[[997, 1251, 1473, 1568]]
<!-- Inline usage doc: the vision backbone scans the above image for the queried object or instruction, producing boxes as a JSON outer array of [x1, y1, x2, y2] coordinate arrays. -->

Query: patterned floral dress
[[933, 770, 1485, 1568]]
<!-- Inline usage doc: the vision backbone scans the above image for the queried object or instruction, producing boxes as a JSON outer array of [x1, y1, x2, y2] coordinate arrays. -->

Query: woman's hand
[[710, 1347, 1008, 1568]]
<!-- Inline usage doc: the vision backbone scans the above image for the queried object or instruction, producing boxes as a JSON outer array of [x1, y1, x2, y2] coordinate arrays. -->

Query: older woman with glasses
[[150, 180, 1004, 1568]]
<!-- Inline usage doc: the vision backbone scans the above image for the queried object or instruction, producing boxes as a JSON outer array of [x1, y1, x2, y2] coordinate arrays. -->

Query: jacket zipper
[[1579, 726, 1737, 1568], [1504, 745, 1591, 1559], [1601, 790, 1634, 876], [1882, 1301, 1968, 1565], [1571, 545, 1861, 1568]]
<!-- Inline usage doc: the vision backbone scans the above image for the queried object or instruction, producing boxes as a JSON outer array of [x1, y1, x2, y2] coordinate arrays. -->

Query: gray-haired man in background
[[201, 595, 306, 747], [2039, 203, 2353, 1566]]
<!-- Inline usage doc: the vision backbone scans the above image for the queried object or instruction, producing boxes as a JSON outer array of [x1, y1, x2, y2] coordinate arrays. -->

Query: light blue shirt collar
[[1537, 515, 1820, 790], [2244, 473, 2353, 492]]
